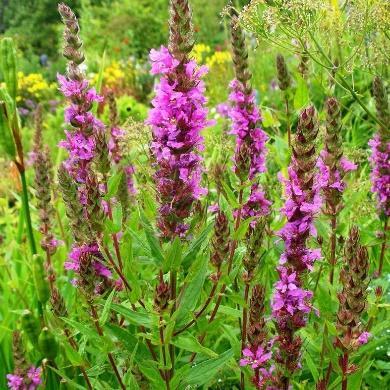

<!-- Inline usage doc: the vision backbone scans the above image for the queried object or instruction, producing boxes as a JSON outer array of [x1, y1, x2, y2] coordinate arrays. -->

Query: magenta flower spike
[[228, 10, 270, 229], [7, 366, 42, 390], [271, 106, 321, 387], [146, 1, 210, 239]]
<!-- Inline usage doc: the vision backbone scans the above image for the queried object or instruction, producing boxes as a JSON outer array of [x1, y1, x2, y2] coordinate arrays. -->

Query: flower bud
[[21, 310, 40, 346], [32, 254, 50, 305], [38, 327, 59, 361], [210, 210, 230, 268]]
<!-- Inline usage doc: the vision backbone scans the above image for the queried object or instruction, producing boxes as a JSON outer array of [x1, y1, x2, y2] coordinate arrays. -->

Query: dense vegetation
[[0, 1, 388, 389]]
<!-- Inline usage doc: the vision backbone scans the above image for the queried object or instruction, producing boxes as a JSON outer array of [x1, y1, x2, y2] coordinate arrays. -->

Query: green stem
[[307, 31, 384, 128], [19, 169, 37, 254]]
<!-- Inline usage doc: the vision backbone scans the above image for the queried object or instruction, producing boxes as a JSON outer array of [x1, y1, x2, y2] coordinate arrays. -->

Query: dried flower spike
[[276, 54, 291, 91]]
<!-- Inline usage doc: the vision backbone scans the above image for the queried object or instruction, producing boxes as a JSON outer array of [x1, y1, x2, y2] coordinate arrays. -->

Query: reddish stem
[[173, 279, 219, 336], [64, 328, 93, 390], [89, 302, 126, 390], [341, 352, 349, 390], [329, 215, 337, 284]]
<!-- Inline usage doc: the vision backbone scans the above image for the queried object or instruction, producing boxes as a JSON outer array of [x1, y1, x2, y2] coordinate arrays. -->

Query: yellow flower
[[206, 51, 232, 68], [93, 61, 126, 89], [191, 43, 211, 63], [17, 72, 52, 99]]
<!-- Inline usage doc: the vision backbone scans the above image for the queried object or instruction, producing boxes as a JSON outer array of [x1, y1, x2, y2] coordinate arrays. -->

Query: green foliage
[[0, 1, 389, 390]]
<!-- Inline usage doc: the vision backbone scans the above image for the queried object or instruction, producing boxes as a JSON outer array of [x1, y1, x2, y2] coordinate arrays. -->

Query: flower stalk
[[271, 106, 321, 388], [335, 226, 371, 390], [369, 76, 389, 277], [318, 97, 357, 283]]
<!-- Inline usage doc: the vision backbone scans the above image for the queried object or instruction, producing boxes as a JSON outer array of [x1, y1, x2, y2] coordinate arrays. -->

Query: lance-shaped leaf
[[0, 38, 17, 101]]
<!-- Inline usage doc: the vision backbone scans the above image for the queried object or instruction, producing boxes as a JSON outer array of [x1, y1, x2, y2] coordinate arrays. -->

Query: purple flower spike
[[369, 134, 390, 216], [271, 106, 321, 385], [146, 46, 210, 238], [7, 366, 42, 390], [229, 79, 268, 181]]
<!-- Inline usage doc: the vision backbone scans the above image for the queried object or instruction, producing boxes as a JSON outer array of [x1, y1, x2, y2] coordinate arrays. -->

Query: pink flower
[[6, 374, 23, 390], [317, 151, 357, 195], [208, 204, 220, 214], [241, 184, 271, 225], [7, 366, 42, 390], [357, 331, 371, 345], [124, 165, 137, 195], [65, 243, 112, 279], [340, 157, 357, 172], [149, 46, 180, 75], [272, 267, 313, 317], [240, 346, 272, 369], [27, 367, 42, 388], [228, 79, 268, 180], [369, 134, 390, 216], [146, 46, 210, 238], [216, 103, 230, 118]]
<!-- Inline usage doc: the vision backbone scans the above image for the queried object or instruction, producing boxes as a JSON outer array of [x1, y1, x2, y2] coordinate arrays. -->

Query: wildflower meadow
[[0, 1, 389, 389]]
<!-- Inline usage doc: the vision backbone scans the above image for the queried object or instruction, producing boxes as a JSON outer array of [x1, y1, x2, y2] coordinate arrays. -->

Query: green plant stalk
[[16, 201, 25, 244], [89, 301, 126, 390], [169, 269, 177, 379], [307, 31, 384, 128], [284, 93, 291, 147], [377, 217, 388, 277], [240, 282, 250, 390], [190, 187, 244, 362], [159, 316, 170, 389], [64, 327, 93, 390], [19, 169, 37, 254]]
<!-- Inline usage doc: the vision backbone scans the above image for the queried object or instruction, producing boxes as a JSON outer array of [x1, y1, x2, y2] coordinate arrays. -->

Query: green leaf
[[110, 303, 153, 328], [185, 349, 234, 386], [104, 218, 121, 234], [95, 50, 106, 95], [99, 289, 116, 326], [0, 38, 17, 100], [262, 107, 280, 128], [123, 371, 140, 390], [233, 217, 254, 240], [293, 74, 309, 111], [172, 335, 218, 358], [139, 208, 164, 265], [218, 305, 241, 318], [48, 366, 86, 390], [304, 351, 319, 382], [170, 364, 191, 390], [104, 324, 150, 360], [0, 97, 15, 158], [62, 342, 85, 366], [164, 236, 183, 272], [103, 171, 123, 200], [138, 360, 165, 389], [60, 318, 99, 341], [182, 222, 213, 268], [222, 181, 239, 208], [174, 254, 208, 325], [112, 204, 123, 228]]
